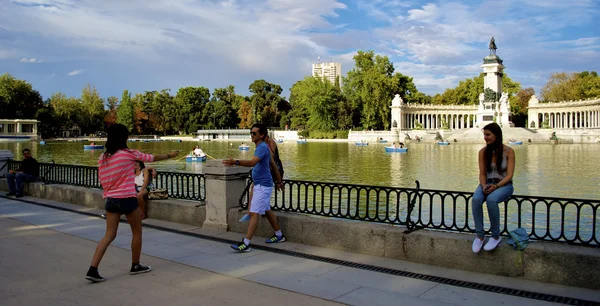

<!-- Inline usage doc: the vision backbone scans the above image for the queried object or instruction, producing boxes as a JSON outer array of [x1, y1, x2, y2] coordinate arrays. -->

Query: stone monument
[[476, 37, 512, 127], [390, 94, 403, 131]]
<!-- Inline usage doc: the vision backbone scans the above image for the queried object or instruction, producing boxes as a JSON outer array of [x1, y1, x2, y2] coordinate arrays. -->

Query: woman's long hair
[[103, 124, 129, 160], [135, 160, 146, 170], [484, 123, 504, 173]]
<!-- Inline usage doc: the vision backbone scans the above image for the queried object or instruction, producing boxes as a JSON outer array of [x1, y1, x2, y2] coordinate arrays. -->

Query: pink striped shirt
[[98, 149, 154, 198]]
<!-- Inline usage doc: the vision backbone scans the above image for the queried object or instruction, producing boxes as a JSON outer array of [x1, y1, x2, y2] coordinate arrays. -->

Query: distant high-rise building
[[312, 60, 341, 85]]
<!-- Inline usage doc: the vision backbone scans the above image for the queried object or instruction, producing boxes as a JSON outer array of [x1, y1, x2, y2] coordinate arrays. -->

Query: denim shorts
[[105, 197, 139, 215]]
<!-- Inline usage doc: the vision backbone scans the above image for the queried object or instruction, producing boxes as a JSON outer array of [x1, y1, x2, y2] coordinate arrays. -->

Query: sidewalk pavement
[[1, 195, 598, 306]]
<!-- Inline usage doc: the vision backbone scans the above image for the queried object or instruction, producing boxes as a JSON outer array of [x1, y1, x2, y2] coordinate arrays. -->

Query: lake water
[[2, 140, 599, 199]]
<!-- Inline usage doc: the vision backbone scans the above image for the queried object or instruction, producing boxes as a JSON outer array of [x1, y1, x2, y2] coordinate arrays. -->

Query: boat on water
[[39, 141, 46, 145], [239, 145, 250, 151], [437, 141, 450, 146], [297, 139, 307, 144], [355, 141, 369, 146], [186, 155, 207, 162], [378, 139, 388, 143], [509, 141, 523, 145], [276, 139, 284, 143], [385, 147, 408, 153], [84, 145, 104, 150]]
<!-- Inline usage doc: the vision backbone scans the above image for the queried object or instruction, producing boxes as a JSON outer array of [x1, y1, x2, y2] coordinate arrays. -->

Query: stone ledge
[[1, 179, 597, 290], [0, 179, 205, 227], [227, 208, 600, 290]]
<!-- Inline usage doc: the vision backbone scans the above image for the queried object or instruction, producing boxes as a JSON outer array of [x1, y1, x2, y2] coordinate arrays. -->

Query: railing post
[[202, 160, 250, 230], [0, 150, 14, 178]]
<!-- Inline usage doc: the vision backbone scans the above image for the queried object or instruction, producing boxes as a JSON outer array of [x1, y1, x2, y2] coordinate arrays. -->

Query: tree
[[104, 96, 119, 127], [343, 50, 423, 130], [174, 86, 210, 133], [514, 88, 535, 127], [540, 72, 580, 102], [433, 73, 518, 105], [0, 73, 43, 119], [36, 100, 60, 138], [248, 80, 290, 127], [49, 92, 82, 133], [117, 90, 134, 132], [289, 76, 341, 131], [238, 99, 253, 128], [211, 85, 243, 128], [80, 84, 106, 134]]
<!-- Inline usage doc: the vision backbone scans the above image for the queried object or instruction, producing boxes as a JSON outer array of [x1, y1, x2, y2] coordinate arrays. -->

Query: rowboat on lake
[[385, 147, 408, 153]]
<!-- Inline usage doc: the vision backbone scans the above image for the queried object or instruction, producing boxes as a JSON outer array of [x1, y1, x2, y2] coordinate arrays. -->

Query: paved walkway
[[1, 196, 598, 306]]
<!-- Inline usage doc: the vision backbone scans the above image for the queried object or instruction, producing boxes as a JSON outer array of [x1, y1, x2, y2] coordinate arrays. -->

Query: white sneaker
[[472, 237, 485, 253], [484, 237, 502, 251]]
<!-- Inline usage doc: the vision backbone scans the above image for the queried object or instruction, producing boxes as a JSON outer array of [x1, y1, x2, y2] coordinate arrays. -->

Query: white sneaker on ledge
[[472, 237, 485, 253], [484, 237, 502, 251]]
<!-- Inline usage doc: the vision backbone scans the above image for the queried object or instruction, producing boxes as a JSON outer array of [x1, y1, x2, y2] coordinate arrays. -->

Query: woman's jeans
[[472, 183, 514, 239]]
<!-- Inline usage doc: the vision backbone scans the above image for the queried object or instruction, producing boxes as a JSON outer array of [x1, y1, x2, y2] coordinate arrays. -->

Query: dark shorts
[[105, 197, 139, 215]]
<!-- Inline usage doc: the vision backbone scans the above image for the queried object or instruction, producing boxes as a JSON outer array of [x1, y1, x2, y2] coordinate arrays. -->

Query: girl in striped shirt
[[86, 124, 178, 282]]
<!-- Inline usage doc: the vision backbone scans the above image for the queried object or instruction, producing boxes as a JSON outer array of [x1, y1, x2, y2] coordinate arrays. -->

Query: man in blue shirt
[[223, 124, 285, 252]]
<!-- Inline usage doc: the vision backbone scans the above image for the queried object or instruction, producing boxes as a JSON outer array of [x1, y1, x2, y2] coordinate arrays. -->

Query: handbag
[[148, 188, 168, 200]]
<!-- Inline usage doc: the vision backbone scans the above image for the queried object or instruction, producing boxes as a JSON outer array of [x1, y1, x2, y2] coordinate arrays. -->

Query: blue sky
[[1, 0, 599, 102]]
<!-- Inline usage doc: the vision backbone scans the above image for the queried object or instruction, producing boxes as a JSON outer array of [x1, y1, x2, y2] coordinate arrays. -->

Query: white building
[[0, 119, 39, 141], [312, 61, 341, 85]]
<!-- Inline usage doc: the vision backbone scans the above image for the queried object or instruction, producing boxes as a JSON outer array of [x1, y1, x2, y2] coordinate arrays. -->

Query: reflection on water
[[2, 140, 599, 199]]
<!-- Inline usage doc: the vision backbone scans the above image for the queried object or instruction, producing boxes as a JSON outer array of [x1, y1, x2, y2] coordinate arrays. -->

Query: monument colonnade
[[398, 104, 478, 130], [528, 96, 600, 129]]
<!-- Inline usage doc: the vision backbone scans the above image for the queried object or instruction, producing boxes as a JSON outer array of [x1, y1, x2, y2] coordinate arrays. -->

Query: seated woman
[[134, 160, 155, 220]]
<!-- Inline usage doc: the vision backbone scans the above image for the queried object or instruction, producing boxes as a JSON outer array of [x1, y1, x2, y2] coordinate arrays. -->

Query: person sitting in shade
[[5, 148, 39, 198]]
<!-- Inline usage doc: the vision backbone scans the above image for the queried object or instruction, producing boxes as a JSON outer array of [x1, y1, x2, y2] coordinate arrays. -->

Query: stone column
[[202, 160, 251, 230]]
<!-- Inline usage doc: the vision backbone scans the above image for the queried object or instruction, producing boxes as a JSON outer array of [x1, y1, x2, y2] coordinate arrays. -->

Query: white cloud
[[407, 3, 439, 22], [20, 57, 42, 63], [67, 69, 83, 76]]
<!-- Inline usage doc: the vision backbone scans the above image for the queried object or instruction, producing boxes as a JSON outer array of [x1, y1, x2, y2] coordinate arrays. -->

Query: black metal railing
[[239, 178, 599, 247], [7, 161, 598, 246], [7, 161, 206, 201]]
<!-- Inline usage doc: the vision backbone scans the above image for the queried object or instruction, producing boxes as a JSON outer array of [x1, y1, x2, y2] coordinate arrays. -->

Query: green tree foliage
[[36, 100, 59, 138], [79, 84, 106, 134], [432, 73, 519, 105], [343, 51, 422, 130], [0, 73, 43, 119], [149, 89, 175, 133], [289, 76, 341, 131], [174, 86, 210, 133], [49, 92, 83, 131], [540, 71, 600, 102], [209, 86, 243, 129], [117, 90, 134, 132], [248, 80, 291, 127], [513, 87, 535, 127]]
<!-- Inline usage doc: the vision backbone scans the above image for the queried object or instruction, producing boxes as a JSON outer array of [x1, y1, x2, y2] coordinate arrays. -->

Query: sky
[[1, 0, 599, 102]]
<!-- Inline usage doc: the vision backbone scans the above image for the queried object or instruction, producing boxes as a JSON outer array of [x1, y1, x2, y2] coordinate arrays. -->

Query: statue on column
[[478, 93, 484, 112], [489, 37, 497, 55], [499, 92, 509, 113]]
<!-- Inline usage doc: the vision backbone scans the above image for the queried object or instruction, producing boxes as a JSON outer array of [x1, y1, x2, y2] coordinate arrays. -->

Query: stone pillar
[[202, 160, 251, 230]]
